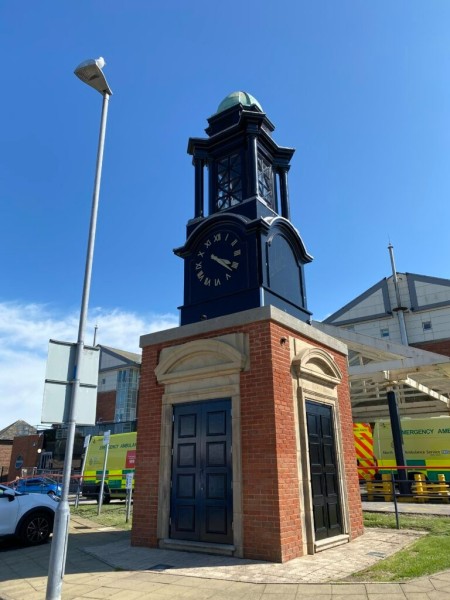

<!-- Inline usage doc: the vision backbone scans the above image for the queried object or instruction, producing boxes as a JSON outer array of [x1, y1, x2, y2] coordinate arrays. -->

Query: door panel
[[171, 399, 232, 544], [306, 401, 342, 541]]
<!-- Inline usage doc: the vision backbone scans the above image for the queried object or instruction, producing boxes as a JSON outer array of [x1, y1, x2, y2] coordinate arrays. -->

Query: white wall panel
[[333, 288, 386, 323], [414, 281, 450, 307], [98, 370, 116, 392], [330, 274, 450, 347]]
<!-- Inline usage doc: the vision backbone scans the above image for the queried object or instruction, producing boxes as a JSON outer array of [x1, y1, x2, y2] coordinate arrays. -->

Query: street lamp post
[[46, 58, 112, 600]]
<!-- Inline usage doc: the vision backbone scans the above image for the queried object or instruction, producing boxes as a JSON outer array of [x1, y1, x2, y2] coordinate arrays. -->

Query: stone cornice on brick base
[[140, 305, 347, 356]]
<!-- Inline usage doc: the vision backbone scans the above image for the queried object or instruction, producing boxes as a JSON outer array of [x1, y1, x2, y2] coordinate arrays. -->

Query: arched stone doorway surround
[[154, 334, 247, 556], [292, 341, 351, 554]]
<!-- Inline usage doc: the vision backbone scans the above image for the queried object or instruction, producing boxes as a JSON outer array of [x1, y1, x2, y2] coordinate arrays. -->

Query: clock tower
[[133, 92, 364, 562], [175, 91, 313, 326]]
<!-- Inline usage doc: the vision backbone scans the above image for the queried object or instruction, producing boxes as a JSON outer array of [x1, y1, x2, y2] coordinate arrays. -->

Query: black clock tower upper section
[[174, 91, 313, 326]]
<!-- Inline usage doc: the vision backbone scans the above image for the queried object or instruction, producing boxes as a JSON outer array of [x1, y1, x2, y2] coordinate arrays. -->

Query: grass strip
[[71, 503, 132, 530], [347, 512, 450, 581]]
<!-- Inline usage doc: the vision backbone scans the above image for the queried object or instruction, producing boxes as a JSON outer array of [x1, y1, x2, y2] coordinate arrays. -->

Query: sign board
[[374, 418, 450, 461], [103, 430, 111, 445], [41, 340, 99, 425], [83, 434, 91, 449], [126, 472, 133, 490]]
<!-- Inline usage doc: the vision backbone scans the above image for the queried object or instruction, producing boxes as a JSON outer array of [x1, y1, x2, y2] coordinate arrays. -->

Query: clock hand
[[210, 254, 233, 271], [212, 255, 231, 265]]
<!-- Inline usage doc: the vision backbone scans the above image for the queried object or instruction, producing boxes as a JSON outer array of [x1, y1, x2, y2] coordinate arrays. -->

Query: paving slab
[[82, 527, 423, 584]]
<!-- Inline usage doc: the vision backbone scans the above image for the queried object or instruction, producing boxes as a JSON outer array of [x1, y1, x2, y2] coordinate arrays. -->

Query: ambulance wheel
[[96, 484, 111, 505]]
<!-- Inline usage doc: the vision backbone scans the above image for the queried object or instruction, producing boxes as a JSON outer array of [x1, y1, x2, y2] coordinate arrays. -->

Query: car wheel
[[18, 511, 53, 545]]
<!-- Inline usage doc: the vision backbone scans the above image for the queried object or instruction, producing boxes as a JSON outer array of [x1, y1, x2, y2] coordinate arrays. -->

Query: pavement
[[0, 502, 449, 600]]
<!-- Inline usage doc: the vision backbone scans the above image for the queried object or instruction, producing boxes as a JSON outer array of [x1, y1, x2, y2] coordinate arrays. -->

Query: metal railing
[[360, 465, 450, 528]]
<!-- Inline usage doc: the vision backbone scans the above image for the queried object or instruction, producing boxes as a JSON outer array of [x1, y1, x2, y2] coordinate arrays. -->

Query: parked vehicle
[[353, 422, 377, 481], [81, 432, 136, 502], [354, 417, 450, 481], [0, 483, 57, 545], [14, 476, 62, 497]]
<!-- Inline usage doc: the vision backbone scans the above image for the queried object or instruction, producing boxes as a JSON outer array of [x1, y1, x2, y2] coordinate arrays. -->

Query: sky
[[1, 1, 450, 431]]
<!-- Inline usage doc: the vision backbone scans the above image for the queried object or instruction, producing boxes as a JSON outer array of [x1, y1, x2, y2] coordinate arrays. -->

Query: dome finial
[[216, 91, 263, 114]]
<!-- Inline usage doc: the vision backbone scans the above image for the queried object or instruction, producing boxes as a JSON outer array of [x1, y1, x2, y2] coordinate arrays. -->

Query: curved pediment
[[292, 347, 342, 387], [264, 216, 313, 264], [155, 338, 246, 384]]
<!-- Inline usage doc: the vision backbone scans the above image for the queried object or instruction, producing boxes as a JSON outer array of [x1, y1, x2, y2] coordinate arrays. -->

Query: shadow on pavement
[[0, 527, 130, 583]]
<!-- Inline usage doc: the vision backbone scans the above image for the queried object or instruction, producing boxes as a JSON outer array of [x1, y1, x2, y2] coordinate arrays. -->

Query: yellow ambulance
[[81, 432, 136, 502], [373, 418, 450, 481], [354, 418, 450, 482]]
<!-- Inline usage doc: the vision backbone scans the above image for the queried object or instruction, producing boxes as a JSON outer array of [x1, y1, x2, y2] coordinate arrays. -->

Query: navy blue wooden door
[[170, 399, 233, 544], [306, 401, 342, 541]]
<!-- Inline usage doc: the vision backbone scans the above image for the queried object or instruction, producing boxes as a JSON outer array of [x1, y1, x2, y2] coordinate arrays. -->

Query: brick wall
[[412, 339, 450, 358], [240, 320, 304, 561], [96, 391, 116, 422], [0, 441, 12, 480], [8, 435, 44, 479], [131, 344, 163, 547]]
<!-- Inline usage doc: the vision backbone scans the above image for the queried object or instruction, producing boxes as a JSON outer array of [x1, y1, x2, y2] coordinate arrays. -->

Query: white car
[[0, 483, 58, 545]]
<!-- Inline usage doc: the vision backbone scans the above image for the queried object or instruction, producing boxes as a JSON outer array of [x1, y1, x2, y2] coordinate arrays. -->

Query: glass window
[[422, 321, 432, 331], [257, 154, 274, 207], [380, 328, 389, 338], [216, 153, 242, 210], [115, 368, 139, 423]]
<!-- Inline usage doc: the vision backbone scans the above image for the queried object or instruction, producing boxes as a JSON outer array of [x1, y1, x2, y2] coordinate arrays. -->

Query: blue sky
[[1, 2, 450, 430]]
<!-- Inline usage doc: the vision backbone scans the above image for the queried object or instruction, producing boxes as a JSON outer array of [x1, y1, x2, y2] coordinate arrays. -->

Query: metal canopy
[[314, 322, 450, 420]]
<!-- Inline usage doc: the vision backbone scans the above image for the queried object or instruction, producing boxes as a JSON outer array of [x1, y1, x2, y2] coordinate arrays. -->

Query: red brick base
[[132, 314, 363, 561]]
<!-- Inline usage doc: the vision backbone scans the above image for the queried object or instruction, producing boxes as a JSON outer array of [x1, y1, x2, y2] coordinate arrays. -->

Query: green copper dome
[[216, 91, 263, 114]]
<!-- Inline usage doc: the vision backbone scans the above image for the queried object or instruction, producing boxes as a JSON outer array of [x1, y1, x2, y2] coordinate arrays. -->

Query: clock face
[[193, 229, 243, 290]]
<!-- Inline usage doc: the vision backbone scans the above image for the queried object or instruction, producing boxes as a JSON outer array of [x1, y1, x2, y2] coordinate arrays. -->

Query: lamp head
[[74, 57, 112, 96]]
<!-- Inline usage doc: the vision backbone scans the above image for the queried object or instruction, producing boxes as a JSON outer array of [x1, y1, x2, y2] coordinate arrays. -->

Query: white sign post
[[75, 434, 91, 508], [97, 431, 110, 515], [125, 472, 133, 523]]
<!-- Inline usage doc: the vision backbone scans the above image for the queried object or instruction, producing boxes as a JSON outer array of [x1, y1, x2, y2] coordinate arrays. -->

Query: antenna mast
[[388, 243, 408, 345]]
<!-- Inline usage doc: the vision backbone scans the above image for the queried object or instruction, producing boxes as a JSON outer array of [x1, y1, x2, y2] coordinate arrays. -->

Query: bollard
[[367, 474, 393, 501], [437, 474, 449, 503], [381, 474, 393, 502], [414, 473, 425, 502]]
